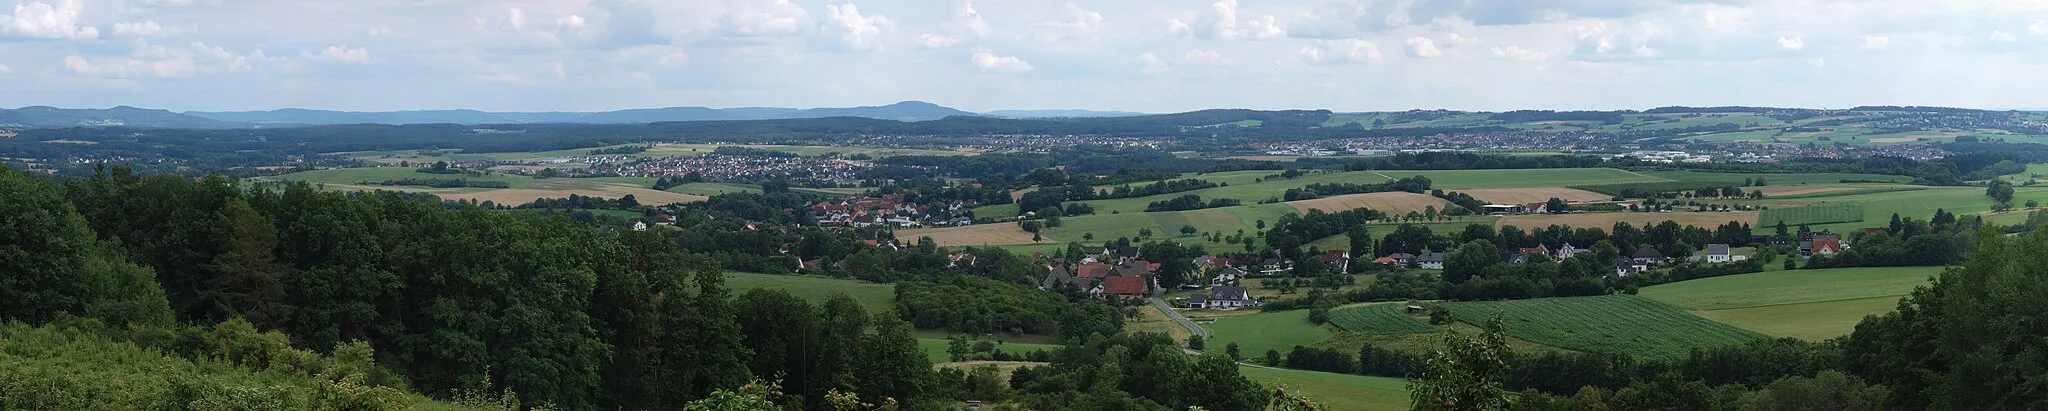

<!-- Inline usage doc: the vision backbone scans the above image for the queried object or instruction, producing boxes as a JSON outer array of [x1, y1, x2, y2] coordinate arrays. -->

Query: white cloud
[[970, 47, 1031, 72], [0, 61, 11, 75], [1188, 0, 1285, 40], [1490, 46, 1548, 61], [557, 15, 587, 31], [64, 54, 197, 78], [2032, 19, 2046, 35], [302, 46, 372, 64], [1, 0, 99, 39], [503, 8, 528, 30], [1042, 1, 1103, 30], [1185, 49, 1222, 62], [1446, 33, 1480, 46], [1140, 52, 1168, 73], [1989, 30, 2016, 42], [1860, 35, 1890, 49], [957, 1, 993, 37], [717, 0, 812, 37], [113, 21, 173, 37], [141, 0, 222, 6], [823, 4, 895, 51], [1167, 18, 1192, 37], [919, 34, 961, 48], [1404, 37, 1442, 58], [1777, 35, 1805, 51], [1300, 39, 1381, 65]]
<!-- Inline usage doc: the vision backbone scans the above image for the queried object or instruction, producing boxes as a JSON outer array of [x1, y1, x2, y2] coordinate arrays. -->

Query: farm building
[[1418, 252, 1446, 270], [1189, 286, 1257, 309], [1102, 276, 1149, 300], [1631, 247, 1668, 266]]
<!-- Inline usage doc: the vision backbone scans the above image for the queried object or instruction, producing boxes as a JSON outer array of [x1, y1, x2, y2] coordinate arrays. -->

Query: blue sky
[[0, 0, 2045, 113]]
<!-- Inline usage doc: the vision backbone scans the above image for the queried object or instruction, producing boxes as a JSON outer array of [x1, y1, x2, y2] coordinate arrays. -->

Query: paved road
[[1149, 296, 1209, 340]]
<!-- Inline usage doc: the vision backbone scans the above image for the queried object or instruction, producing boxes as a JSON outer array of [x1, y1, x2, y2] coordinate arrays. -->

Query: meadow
[[915, 339, 1064, 364], [723, 271, 896, 313], [663, 182, 762, 196], [1326, 303, 1436, 334], [254, 167, 707, 206], [1237, 365, 1411, 411], [1638, 266, 1940, 340], [1757, 203, 1866, 227], [1440, 295, 1766, 360], [1198, 310, 1335, 360], [1740, 185, 2048, 232]]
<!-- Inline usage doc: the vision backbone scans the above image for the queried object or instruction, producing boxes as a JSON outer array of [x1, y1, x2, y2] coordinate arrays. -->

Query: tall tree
[[201, 198, 293, 329]]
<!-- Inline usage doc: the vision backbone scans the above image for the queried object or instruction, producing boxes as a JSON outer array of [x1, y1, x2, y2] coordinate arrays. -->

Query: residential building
[[1703, 244, 1732, 263], [1190, 286, 1256, 309], [1631, 247, 1667, 266], [1103, 276, 1149, 300], [1418, 251, 1446, 270]]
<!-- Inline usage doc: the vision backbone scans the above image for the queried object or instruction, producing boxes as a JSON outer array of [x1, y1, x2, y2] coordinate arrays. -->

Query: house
[[1631, 247, 1667, 266], [1112, 261, 1152, 278], [1371, 256, 1400, 266], [1554, 244, 1583, 259], [1384, 252, 1416, 265], [947, 253, 978, 268], [1075, 262, 1114, 279], [1417, 252, 1446, 270], [1111, 247, 1142, 261], [1811, 238, 1843, 255], [631, 221, 649, 231], [1082, 247, 1108, 256], [1320, 250, 1351, 272], [1193, 255, 1234, 270], [1702, 244, 1732, 263], [1797, 232, 1842, 256], [1040, 267, 1101, 296], [1511, 246, 1551, 264], [1523, 202, 1550, 214], [1102, 276, 1149, 300], [1258, 258, 1292, 275], [1190, 286, 1256, 309], [800, 259, 824, 272], [1616, 260, 1646, 276], [1481, 204, 1528, 215], [1211, 267, 1248, 287]]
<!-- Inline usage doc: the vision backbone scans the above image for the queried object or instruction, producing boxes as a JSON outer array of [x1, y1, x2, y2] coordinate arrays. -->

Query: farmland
[[723, 271, 896, 313], [1740, 186, 2048, 232], [1495, 211, 1756, 230], [1757, 203, 1866, 227], [1639, 266, 1939, 340], [895, 224, 1048, 247], [1286, 192, 1454, 214], [1440, 295, 1766, 360], [1455, 188, 1612, 204], [1198, 309, 1335, 360], [1237, 366, 1411, 411], [663, 182, 762, 196], [253, 167, 707, 206], [1643, 171, 1914, 185], [1380, 168, 1670, 189], [1326, 303, 1436, 334]]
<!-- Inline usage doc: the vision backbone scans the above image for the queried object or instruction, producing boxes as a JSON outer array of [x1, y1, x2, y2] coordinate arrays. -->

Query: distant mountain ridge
[[0, 106, 247, 129], [183, 101, 984, 125]]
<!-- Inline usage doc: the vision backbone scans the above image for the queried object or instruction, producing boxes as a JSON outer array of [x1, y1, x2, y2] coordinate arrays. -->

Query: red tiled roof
[[1104, 276, 1147, 296], [1813, 238, 1842, 253], [1076, 262, 1113, 279]]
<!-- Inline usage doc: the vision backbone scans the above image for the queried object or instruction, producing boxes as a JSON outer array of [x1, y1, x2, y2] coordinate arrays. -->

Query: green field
[[1440, 295, 1765, 360], [1326, 303, 1435, 334], [723, 272, 896, 313], [1378, 168, 1670, 189], [916, 338, 1064, 364], [1639, 266, 1940, 311], [664, 182, 762, 196], [1765, 185, 1926, 200], [1758, 203, 1866, 226], [1199, 310, 1335, 360], [1638, 266, 1939, 340], [1238, 365, 1410, 411], [1040, 203, 1299, 250], [1644, 171, 1914, 185], [1742, 186, 2048, 232]]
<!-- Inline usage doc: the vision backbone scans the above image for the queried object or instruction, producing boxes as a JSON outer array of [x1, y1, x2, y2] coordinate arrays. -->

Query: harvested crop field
[[897, 224, 1044, 246], [1288, 192, 1453, 214], [438, 184, 706, 206], [1496, 211, 1757, 229], [1457, 188, 1610, 204]]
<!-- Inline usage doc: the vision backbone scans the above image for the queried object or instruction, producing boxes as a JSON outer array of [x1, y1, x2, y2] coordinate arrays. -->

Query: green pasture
[[1643, 171, 1913, 185], [665, 182, 762, 197], [1440, 295, 1765, 360], [1199, 310, 1335, 361], [1639, 266, 1940, 311], [1078, 170, 1393, 214], [1040, 203, 1299, 250], [723, 272, 896, 314], [1327, 303, 1435, 334], [916, 339, 1064, 364], [1238, 365, 1411, 411], [1691, 297, 1908, 341], [1743, 186, 2048, 232], [1757, 203, 1865, 227], [1765, 185, 1926, 200]]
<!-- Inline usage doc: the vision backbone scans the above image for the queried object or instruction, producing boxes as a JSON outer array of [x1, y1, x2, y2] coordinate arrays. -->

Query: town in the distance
[[5, 102, 2045, 410]]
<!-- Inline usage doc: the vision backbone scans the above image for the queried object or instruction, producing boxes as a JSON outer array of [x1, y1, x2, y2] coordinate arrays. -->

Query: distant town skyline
[[0, 0, 2044, 113]]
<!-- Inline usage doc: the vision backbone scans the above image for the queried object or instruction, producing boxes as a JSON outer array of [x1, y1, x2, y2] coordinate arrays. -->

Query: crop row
[[1440, 295, 1765, 360], [1327, 304, 1435, 334]]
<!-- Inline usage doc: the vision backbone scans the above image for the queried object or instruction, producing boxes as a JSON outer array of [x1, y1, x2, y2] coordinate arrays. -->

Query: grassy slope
[[723, 271, 895, 313], [1441, 295, 1765, 360], [1238, 365, 1410, 411], [1639, 266, 1940, 340], [1741, 186, 2048, 232], [1198, 310, 1335, 360]]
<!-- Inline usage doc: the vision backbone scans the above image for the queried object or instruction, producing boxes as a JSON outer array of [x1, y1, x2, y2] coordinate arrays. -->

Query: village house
[[1188, 285, 1256, 309], [1554, 244, 1583, 259], [1320, 250, 1351, 272], [1102, 276, 1149, 300], [1811, 238, 1843, 255], [1510, 245, 1551, 264], [1702, 244, 1734, 263], [1210, 266, 1248, 287], [1797, 232, 1843, 256], [947, 253, 978, 268], [1631, 247, 1668, 266], [1417, 251, 1446, 270], [1258, 258, 1293, 275], [1039, 266, 1102, 296]]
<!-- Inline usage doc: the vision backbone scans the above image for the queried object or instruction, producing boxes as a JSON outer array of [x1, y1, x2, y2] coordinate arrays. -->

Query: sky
[[0, 0, 2045, 113]]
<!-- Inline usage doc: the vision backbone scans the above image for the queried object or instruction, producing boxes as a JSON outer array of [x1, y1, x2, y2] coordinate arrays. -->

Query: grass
[[1741, 186, 2048, 232], [1638, 266, 1941, 311], [915, 338, 1064, 364], [1765, 186, 1927, 199], [1440, 295, 1766, 360], [1326, 303, 1435, 334], [1377, 168, 1672, 189], [1199, 309, 1335, 360], [1690, 297, 1907, 341], [1644, 171, 1913, 185], [1237, 365, 1411, 411], [664, 182, 761, 196], [723, 271, 895, 314], [261, 167, 543, 188], [1758, 203, 1865, 226]]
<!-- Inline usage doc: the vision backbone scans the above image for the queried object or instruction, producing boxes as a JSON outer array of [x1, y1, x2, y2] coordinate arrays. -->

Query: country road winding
[[1149, 296, 1209, 341]]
